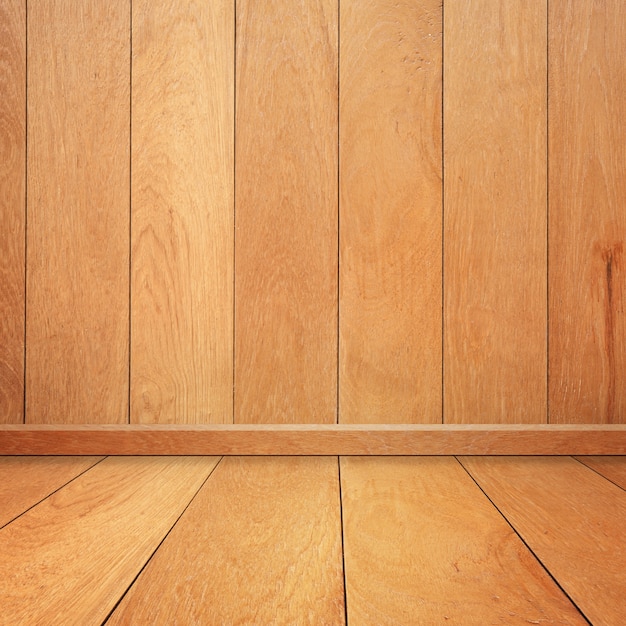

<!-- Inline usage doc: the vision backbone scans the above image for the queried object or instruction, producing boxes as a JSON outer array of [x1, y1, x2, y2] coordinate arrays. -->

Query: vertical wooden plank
[[26, 1, 130, 423], [235, 0, 338, 423], [107, 457, 345, 624], [461, 456, 626, 626], [0, 456, 219, 624], [339, 1, 442, 424], [444, 0, 547, 423], [341, 457, 586, 624], [549, 0, 626, 423], [0, 0, 25, 423], [131, 0, 234, 424]]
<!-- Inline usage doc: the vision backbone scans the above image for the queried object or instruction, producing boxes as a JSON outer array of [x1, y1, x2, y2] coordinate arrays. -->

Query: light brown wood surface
[[461, 456, 626, 626], [108, 456, 344, 624], [549, 0, 626, 423], [0, 0, 25, 423], [0, 455, 219, 625], [26, 0, 130, 423], [0, 456, 102, 527], [1, 424, 625, 455], [339, 0, 442, 424], [235, 0, 338, 423], [130, 0, 233, 424], [444, 0, 547, 423], [575, 456, 626, 491], [340, 456, 585, 624]]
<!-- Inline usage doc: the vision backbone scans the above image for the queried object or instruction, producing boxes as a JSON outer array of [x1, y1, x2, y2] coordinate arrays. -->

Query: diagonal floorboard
[[106, 456, 345, 625], [0, 456, 219, 625], [340, 456, 586, 625], [574, 456, 626, 491], [0, 456, 103, 528], [0, 456, 624, 624], [460, 456, 626, 626]]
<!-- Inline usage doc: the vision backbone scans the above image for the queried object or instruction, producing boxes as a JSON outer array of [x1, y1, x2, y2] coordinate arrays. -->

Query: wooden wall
[[0, 0, 624, 425]]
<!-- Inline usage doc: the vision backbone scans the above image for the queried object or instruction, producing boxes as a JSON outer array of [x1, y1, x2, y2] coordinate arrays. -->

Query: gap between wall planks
[[0, 424, 624, 455], [0, 0, 25, 424]]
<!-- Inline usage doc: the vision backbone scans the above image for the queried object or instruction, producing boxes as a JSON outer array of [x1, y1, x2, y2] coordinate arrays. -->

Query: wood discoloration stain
[[600, 243, 623, 422]]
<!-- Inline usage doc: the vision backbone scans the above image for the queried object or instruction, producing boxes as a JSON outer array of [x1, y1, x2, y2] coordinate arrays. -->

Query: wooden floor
[[1, 456, 624, 625]]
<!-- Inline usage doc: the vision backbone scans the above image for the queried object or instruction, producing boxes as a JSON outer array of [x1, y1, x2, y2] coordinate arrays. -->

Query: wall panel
[[235, 0, 338, 423], [0, 0, 25, 423], [549, 0, 626, 423], [444, 0, 547, 423], [339, 0, 442, 424], [130, 0, 234, 423], [26, 1, 130, 423]]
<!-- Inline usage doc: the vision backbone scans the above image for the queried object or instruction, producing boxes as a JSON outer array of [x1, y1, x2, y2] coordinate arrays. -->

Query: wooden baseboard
[[0, 424, 624, 455]]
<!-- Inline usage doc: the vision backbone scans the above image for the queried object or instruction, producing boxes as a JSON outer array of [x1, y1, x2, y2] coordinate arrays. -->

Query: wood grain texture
[[26, 0, 130, 423], [444, 0, 547, 423], [341, 457, 585, 624], [339, 0, 442, 424], [0, 0, 25, 423], [108, 456, 344, 624], [0, 456, 102, 528], [461, 456, 626, 626], [0, 455, 219, 625], [235, 0, 338, 423], [575, 456, 626, 491], [130, 0, 233, 424], [549, 0, 626, 423], [1, 424, 625, 455]]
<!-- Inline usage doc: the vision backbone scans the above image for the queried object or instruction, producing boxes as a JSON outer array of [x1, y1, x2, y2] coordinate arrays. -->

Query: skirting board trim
[[0, 424, 625, 455]]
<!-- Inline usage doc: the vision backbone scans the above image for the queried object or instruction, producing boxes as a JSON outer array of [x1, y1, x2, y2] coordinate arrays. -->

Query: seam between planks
[[441, 0, 445, 426], [546, 0, 550, 426], [23, 0, 28, 426], [337, 456, 348, 625], [454, 456, 592, 626], [100, 456, 225, 625], [0, 456, 107, 531], [336, 0, 340, 426], [127, 0, 133, 426], [572, 456, 626, 493], [232, 0, 237, 425]]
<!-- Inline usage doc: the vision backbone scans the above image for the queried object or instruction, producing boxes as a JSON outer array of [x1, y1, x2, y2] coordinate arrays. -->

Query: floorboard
[[574, 456, 626, 491], [340, 457, 585, 625], [106, 456, 345, 625], [0, 456, 219, 625], [0, 456, 624, 624], [0, 456, 102, 528], [461, 456, 626, 626]]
